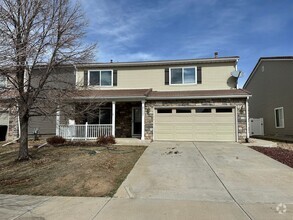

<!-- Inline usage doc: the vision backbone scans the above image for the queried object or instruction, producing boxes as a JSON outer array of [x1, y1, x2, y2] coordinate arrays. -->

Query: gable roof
[[76, 56, 239, 68], [243, 56, 293, 88]]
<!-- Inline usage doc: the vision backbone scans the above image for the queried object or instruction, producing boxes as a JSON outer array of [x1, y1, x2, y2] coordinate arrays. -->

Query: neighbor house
[[243, 56, 293, 138], [0, 66, 75, 141], [2, 55, 251, 142]]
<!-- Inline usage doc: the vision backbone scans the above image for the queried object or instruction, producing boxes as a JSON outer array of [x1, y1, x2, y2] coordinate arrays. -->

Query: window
[[0, 75, 7, 88], [157, 109, 172, 113], [275, 107, 284, 128], [176, 108, 191, 113], [87, 108, 112, 124], [170, 67, 196, 85], [196, 108, 212, 113], [89, 70, 113, 86], [216, 108, 233, 113]]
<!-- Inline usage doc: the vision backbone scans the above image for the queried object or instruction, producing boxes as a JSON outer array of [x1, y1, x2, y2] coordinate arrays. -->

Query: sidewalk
[[1, 194, 252, 220], [0, 194, 110, 220], [242, 137, 278, 147]]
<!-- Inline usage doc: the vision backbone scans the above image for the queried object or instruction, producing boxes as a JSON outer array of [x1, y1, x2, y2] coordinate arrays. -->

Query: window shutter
[[113, 70, 117, 86], [84, 70, 88, 87], [165, 68, 169, 85], [197, 67, 202, 84]]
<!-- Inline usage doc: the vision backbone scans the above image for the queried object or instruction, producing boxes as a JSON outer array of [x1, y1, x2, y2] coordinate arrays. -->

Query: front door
[[132, 107, 142, 137]]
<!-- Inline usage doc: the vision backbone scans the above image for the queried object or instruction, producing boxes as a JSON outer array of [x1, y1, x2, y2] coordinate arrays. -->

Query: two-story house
[[243, 56, 293, 139], [5, 55, 250, 142]]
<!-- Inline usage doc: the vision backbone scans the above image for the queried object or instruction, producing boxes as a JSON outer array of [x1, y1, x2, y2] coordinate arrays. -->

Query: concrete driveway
[[1, 142, 293, 220], [105, 142, 293, 220]]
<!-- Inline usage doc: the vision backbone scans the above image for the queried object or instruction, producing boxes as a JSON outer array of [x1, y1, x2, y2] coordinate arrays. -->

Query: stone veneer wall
[[144, 98, 248, 142], [8, 106, 19, 139], [115, 102, 140, 138]]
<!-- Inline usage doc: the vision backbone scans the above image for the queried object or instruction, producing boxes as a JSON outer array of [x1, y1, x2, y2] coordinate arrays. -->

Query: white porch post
[[141, 100, 145, 140], [246, 97, 250, 141], [112, 101, 116, 137], [85, 122, 88, 140], [56, 107, 60, 135]]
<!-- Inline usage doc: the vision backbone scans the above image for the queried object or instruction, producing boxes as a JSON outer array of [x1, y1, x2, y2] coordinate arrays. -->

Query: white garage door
[[154, 107, 236, 141]]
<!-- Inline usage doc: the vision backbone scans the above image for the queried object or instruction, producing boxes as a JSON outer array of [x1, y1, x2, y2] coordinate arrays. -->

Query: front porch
[[56, 101, 146, 141]]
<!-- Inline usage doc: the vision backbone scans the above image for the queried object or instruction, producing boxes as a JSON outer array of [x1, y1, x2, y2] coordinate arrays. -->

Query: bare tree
[[0, 0, 95, 160]]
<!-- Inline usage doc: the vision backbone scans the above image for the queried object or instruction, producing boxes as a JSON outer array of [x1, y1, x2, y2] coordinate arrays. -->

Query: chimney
[[214, 52, 218, 58]]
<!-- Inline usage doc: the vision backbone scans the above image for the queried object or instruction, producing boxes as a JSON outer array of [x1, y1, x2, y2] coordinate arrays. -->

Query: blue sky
[[78, 0, 293, 87]]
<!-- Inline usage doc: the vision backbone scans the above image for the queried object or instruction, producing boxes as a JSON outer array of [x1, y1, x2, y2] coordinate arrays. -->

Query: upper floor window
[[0, 75, 7, 88], [170, 67, 196, 85], [88, 70, 113, 86], [275, 107, 284, 128]]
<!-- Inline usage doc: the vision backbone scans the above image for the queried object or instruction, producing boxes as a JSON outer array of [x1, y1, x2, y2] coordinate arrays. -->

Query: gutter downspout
[[235, 58, 239, 89], [245, 97, 250, 142], [17, 104, 21, 138]]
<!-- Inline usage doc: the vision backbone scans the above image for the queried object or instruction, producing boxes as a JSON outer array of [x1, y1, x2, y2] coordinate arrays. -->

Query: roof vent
[[214, 52, 218, 58]]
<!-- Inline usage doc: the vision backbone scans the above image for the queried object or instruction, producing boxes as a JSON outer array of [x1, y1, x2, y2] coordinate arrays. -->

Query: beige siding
[[245, 60, 293, 136], [76, 63, 236, 91]]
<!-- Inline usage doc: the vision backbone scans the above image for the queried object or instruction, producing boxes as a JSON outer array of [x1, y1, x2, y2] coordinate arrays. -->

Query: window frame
[[215, 108, 233, 113], [274, 107, 285, 128], [88, 69, 113, 87], [157, 109, 173, 114], [169, 66, 197, 85], [196, 108, 212, 113], [176, 108, 192, 113], [0, 75, 7, 88]]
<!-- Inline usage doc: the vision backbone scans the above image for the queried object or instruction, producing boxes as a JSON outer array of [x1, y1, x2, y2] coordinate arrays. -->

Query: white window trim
[[88, 69, 113, 87], [274, 107, 285, 128], [169, 66, 197, 85]]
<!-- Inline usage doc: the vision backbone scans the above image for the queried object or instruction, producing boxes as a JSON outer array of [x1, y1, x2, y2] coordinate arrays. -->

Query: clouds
[[77, 0, 293, 85]]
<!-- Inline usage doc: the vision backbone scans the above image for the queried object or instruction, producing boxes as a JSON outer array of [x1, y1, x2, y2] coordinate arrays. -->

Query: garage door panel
[[155, 117, 174, 123], [155, 107, 236, 141], [192, 117, 212, 123], [175, 133, 193, 140], [156, 133, 174, 140]]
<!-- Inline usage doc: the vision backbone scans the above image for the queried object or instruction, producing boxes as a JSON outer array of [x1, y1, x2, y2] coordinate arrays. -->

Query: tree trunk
[[18, 113, 30, 161]]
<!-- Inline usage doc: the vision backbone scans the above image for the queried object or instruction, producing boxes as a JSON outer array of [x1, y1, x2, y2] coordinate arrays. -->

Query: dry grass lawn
[[0, 142, 146, 197]]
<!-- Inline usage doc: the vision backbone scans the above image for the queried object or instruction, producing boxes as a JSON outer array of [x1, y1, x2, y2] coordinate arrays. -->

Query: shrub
[[46, 136, 66, 146], [97, 135, 116, 146]]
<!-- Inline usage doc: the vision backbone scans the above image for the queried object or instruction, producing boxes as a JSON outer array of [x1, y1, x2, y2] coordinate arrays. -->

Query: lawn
[[0, 142, 146, 197]]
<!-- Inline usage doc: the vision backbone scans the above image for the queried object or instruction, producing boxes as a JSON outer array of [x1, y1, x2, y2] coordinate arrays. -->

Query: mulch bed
[[250, 146, 293, 168]]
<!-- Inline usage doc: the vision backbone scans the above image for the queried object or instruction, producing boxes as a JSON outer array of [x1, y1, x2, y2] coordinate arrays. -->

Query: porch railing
[[58, 123, 112, 140]]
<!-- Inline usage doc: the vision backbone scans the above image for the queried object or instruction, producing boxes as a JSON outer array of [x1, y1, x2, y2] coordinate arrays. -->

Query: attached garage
[[154, 107, 236, 141]]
